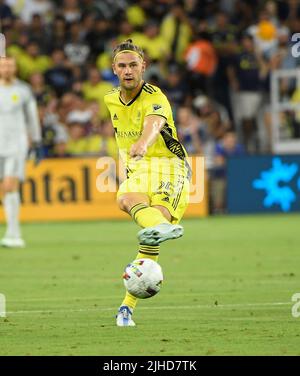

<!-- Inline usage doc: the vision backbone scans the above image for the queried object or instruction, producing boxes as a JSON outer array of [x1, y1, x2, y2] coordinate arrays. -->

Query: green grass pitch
[[0, 214, 300, 355]]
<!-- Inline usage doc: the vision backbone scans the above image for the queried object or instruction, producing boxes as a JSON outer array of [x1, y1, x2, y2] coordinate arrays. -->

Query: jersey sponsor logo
[[116, 130, 142, 138], [152, 104, 162, 112], [113, 113, 118, 120]]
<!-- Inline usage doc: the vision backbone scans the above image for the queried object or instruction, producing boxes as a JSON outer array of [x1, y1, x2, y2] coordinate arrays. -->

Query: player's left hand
[[130, 140, 148, 161], [28, 142, 44, 166]]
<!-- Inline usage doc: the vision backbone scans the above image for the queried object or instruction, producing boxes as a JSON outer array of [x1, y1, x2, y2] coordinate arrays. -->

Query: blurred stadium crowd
[[1, 0, 300, 212]]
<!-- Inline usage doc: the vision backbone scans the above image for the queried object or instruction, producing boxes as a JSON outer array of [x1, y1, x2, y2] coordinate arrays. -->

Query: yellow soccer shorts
[[117, 169, 190, 224]]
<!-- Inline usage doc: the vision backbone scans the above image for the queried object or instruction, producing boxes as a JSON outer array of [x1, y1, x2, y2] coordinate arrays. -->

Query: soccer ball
[[123, 259, 163, 299]]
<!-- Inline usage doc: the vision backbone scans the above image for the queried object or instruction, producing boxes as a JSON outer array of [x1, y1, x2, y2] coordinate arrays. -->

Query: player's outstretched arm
[[130, 115, 166, 160]]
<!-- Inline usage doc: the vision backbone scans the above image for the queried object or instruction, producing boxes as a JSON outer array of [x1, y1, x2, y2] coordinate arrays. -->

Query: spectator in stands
[[126, 2, 147, 28], [161, 64, 189, 113], [290, 87, 300, 139], [70, 64, 85, 83], [209, 11, 238, 54], [177, 105, 203, 155], [64, 92, 96, 133], [65, 119, 88, 156], [11, 16, 27, 39], [28, 13, 48, 52], [268, 27, 296, 89], [184, 0, 203, 27], [82, 66, 113, 120], [85, 17, 113, 60], [194, 94, 230, 140], [60, 0, 82, 24], [47, 15, 67, 51], [211, 131, 245, 213], [160, 1, 192, 64], [65, 115, 111, 157], [227, 33, 264, 153], [64, 21, 90, 66], [17, 40, 52, 80], [5, 29, 29, 60], [95, 37, 119, 85], [184, 31, 218, 97], [57, 91, 78, 124], [193, 95, 230, 170], [29, 71, 52, 105], [117, 18, 144, 45], [138, 0, 169, 22], [230, 0, 256, 35], [142, 20, 169, 63], [209, 11, 238, 119], [18, 0, 53, 25], [40, 101, 69, 157], [71, 79, 83, 95], [80, 12, 96, 41], [0, 0, 14, 27], [44, 48, 73, 97], [247, 8, 278, 59]]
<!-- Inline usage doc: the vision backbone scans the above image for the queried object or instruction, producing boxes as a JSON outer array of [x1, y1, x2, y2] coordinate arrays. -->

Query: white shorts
[[0, 156, 26, 181], [238, 92, 262, 120]]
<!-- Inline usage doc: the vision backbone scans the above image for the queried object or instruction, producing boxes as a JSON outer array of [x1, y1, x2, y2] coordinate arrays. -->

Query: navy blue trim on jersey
[[118, 81, 146, 106]]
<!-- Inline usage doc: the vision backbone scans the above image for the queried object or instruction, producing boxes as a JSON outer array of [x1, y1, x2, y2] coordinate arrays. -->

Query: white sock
[[3, 191, 21, 239]]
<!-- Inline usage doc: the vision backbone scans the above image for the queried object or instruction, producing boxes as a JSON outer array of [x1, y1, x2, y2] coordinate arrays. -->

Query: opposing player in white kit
[[0, 56, 42, 248]]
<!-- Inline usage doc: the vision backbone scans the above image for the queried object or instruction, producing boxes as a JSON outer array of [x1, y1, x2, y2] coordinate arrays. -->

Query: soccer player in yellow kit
[[104, 40, 191, 326]]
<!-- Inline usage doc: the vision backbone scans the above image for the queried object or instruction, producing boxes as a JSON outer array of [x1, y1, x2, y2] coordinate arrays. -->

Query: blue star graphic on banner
[[252, 157, 299, 212]]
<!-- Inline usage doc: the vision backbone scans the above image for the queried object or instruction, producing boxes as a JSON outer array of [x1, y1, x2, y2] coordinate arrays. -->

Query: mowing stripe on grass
[[5, 301, 291, 316]]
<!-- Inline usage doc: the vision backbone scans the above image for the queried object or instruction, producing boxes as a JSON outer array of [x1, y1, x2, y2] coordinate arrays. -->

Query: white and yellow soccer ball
[[123, 259, 163, 299]]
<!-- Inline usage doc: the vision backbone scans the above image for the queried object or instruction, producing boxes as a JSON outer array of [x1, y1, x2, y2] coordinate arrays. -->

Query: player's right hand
[[130, 140, 148, 160]]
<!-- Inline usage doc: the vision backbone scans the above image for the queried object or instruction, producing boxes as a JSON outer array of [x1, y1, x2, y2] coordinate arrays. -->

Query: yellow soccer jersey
[[104, 82, 190, 175]]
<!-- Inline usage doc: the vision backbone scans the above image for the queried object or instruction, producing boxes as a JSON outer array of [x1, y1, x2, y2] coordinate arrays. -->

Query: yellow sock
[[121, 244, 160, 310], [129, 204, 169, 228], [135, 244, 159, 262]]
